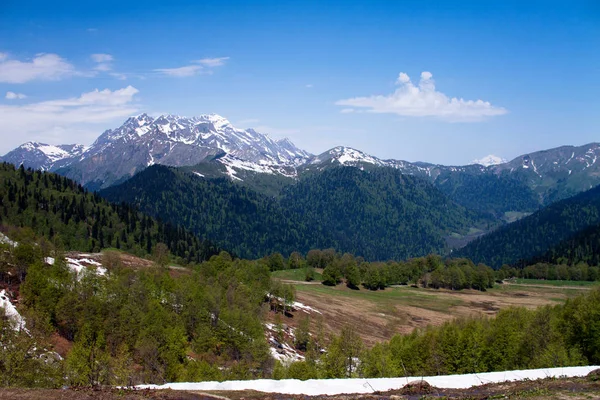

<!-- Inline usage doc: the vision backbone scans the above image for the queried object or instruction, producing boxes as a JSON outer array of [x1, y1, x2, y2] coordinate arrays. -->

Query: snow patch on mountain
[[310, 146, 384, 167], [471, 155, 507, 167], [216, 153, 299, 180], [0, 142, 88, 171]]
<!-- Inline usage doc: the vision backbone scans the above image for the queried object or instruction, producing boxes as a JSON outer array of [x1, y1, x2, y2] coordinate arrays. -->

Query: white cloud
[[0, 86, 140, 152], [5, 91, 27, 100], [155, 57, 229, 77], [0, 53, 76, 83], [336, 71, 507, 122], [90, 53, 114, 72], [154, 65, 203, 77], [109, 72, 127, 80], [196, 57, 230, 67], [91, 53, 113, 63]]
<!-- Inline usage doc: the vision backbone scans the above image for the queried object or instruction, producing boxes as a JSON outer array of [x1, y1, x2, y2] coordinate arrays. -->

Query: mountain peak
[[198, 113, 232, 130], [471, 154, 507, 167]]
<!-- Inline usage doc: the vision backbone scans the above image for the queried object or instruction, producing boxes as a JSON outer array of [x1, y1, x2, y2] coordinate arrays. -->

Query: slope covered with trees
[[433, 171, 540, 217], [280, 167, 481, 260], [521, 222, 600, 268], [0, 163, 219, 263], [100, 165, 303, 259], [456, 183, 600, 268], [101, 165, 484, 260], [1, 248, 278, 386]]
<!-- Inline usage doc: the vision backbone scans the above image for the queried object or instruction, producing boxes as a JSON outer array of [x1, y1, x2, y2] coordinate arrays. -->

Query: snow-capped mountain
[[301, 146, 486, 180], [0, 142, 88, 172], [2, 112, 600, 205], [471, 155, 507, 167], [0, 113, 310, 189]]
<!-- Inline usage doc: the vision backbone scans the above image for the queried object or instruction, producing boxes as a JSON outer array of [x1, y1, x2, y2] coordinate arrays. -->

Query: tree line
[[0, 163, 220, 265]]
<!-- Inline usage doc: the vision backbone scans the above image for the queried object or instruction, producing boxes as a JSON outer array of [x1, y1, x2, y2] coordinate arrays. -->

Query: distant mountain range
[[3, 113, 600, 207], [1, 113, 310, 190], [3, 113, 600, 260]]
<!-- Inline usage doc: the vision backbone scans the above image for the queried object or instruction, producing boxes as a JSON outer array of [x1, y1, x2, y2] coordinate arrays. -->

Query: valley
[[2, 2, 598, 398], [271, 268, 596, 346]]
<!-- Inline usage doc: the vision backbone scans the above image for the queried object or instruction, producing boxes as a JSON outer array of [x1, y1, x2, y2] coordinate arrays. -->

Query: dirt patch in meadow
[[290, 283, 585, 346]]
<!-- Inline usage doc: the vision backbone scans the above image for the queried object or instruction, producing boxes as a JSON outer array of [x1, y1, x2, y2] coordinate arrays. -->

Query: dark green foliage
[[457, 183, 600, 268], [345, 263, 361, 289], [304, 266, 315, 282], [280, 167, 481, 260], [100, 165, 302, 260], [0, 163, 219, 263], [518, 262, 600, 282], [530, 223, 600, 267], [434, 171, 540, 216], [102, 165, 483, 261], [321, 265, 341, 286]]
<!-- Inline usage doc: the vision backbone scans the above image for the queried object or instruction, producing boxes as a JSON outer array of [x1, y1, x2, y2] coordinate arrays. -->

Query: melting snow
[[66, 257, 107, 276], [139, 366, 599, 395], [0, 289, 27, 332], [566, 151, 575, 164], [264, 323, 305, 364], [0, 232, 17, 247], [292, 301, 322, 315]]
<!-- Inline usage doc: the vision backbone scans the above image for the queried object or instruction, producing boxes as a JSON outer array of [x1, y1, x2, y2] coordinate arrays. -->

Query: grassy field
[[271, 268, 323, 282], [274, 276, 596, 346], [513, 278, 600, 287]]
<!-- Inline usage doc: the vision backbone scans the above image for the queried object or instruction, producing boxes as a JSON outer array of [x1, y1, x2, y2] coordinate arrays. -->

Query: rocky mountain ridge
[[2, 113, 600, 204]]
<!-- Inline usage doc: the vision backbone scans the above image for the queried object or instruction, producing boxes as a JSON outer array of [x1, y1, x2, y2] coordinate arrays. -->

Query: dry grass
[[283, 281, 592, 346]]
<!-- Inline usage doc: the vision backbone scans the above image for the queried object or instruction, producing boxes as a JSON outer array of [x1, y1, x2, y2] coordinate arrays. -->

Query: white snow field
[[138, 366, 598, 395]]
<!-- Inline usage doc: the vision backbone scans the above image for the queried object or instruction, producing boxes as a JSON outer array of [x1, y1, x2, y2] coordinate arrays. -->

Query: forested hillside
[[0, 163, 219, 263], [279, 167, 481, 260], [456, 183, 600, 268], [524, 222, 600, 267], [433, 171, 540, 216], [101, 165, 484, 260], [100, 165, 303, 259]]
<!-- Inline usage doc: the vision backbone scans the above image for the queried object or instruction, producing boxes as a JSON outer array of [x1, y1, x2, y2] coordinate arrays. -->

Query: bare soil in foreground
[[2, 375, 600, 399]]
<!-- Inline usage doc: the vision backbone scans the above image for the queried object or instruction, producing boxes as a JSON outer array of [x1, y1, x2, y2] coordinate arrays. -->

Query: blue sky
[[0, 0, 598, 164]]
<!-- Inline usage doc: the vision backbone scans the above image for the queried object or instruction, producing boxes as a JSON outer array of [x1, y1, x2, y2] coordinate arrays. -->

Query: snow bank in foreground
[[138, 366, 599, 395]]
